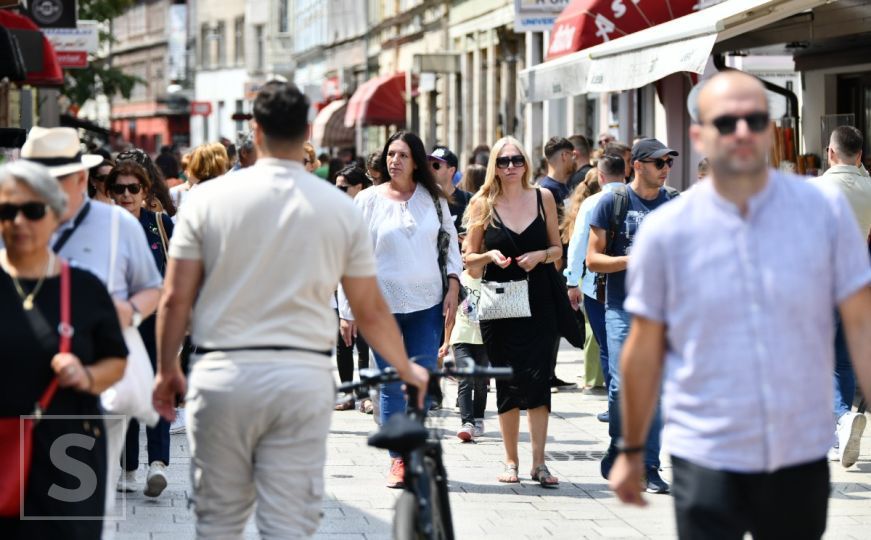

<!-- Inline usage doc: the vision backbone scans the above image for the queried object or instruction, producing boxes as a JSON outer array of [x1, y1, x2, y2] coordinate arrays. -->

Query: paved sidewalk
[[117, 343, 871, 539]]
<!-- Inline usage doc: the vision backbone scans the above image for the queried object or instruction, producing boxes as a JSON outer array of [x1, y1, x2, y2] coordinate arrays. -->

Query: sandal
[[497, 463, 520, 483], [530, 464, 559, 488], [358, 398, 374, 415], [334, 399, 355, 411]]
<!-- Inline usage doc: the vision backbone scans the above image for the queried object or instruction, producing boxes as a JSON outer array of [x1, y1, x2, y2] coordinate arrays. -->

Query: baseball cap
[[428, 146, 459, 169], [631, 138, 679, 162]]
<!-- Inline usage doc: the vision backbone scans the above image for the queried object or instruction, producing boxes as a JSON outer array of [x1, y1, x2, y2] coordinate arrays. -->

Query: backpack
[[593, 184, 680, 303]]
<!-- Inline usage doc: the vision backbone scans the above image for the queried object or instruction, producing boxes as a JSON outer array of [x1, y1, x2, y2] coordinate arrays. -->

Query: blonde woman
[[303, 142, 320, 173], [170, 143, 229, 218], [463, 136, 562, 487]]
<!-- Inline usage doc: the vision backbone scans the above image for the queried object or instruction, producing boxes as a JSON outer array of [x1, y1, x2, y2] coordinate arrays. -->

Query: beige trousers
[[186, 354, 335, 539]]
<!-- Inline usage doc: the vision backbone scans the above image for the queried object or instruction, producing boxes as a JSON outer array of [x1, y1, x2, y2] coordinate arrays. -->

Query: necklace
[[1, 251, 55, 310]]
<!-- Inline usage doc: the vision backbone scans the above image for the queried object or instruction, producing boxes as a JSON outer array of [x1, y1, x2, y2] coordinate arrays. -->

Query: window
[[278, 0, 288, 33], [254, 25, 265, 72], [235, 100, 244, 132], [200, 23, 210, 68], [215, 21, 226, 67], [234, 17, 244, 65]]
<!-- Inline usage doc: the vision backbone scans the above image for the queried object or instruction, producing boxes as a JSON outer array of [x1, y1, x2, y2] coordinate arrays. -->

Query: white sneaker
[[169, 408, 186, 435], [116, 469, 137, 493], [457, 423, 475, 442], [144, 461, 168, 497], [838, 412, 866, 468], [474, 419, 484, 437]]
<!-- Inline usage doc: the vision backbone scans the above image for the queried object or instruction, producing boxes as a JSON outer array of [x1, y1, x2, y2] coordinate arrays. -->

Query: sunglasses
[[708, 112, 770, 135], [429, 161, 442, 170], [640, 157, 674, 170], [495, 155, 526, 169], [109, 183, 143, 195], [0, 202, 49, 221], [336, 185, 349, 192], [303, 158, 313, 166]]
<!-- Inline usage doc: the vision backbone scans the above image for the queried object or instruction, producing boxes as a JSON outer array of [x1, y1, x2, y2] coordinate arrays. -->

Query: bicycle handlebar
[[336, 358, 513, 396]]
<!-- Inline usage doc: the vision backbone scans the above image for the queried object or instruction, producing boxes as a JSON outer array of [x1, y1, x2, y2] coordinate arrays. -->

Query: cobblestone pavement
[[116, 343, 871, 539]]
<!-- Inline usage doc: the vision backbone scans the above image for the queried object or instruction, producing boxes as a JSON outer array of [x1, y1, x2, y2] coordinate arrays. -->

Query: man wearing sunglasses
[[586, 137, 678, 495], [428, 146, 470, 240], [609, 70, 871, 538]]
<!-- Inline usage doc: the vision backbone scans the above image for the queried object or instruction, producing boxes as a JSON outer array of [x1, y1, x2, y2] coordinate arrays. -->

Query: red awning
[[0, 9, 64, 86], [344, 72, 411, 128], [546, 0, 699, 61]]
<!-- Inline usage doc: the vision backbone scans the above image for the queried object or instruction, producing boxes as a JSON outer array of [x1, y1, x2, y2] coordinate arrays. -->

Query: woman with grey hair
[[0, 160, 128, 537]]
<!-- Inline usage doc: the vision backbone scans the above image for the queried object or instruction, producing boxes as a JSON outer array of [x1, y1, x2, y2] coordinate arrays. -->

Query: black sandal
[[530, 464, 559, 488]]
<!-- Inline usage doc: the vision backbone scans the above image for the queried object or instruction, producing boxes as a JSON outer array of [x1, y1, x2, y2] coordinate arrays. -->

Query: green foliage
[[61, 0, 142, 106]]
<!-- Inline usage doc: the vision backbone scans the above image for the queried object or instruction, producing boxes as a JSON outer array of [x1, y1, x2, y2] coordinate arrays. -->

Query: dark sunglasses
[[0, 202, 49, 221], [708, 112, 770, 135], [429, 160, 442, 170], [640, 157, 674, 170], [109, 183, 143, 195], [303, 158, 313, 166], [336, 184, 349, 192], [495, 155, 526, 169]]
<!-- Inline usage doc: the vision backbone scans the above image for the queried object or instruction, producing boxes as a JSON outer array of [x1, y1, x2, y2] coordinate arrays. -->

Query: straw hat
[[20, 127, 103, 177]]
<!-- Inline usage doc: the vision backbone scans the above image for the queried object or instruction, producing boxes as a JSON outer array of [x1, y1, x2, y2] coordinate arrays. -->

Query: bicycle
[[336, 357, 513, 540]]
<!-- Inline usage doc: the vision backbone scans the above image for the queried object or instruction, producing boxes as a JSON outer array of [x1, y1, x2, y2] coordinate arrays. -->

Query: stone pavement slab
[[117, 342, 871, 539]]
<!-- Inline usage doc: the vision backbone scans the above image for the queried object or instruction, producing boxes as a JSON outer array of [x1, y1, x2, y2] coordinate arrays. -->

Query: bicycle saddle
[[368, 413, 429, 454]]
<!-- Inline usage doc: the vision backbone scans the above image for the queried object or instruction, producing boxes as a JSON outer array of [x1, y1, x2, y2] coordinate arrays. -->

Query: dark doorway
[[837, 72, 871, 169]]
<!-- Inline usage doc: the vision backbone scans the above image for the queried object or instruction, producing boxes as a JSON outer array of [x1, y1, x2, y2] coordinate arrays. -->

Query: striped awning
[[311, 99, 354, 149]]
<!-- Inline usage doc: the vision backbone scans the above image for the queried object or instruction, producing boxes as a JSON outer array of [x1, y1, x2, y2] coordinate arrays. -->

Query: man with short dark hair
[[810, 124, 871, 468], [587, 138, 679, 494], [540, 136, 576, 211], [153, 81, 428, 538], [604, 141, 632, 181], [567, 134, 593, 193], [610, 70, 871, 538]]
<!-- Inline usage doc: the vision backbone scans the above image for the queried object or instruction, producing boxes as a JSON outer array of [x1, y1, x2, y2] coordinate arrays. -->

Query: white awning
[[519, 0, 827, 102]]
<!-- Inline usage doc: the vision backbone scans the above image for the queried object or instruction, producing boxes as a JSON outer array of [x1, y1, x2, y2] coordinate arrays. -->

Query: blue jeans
[[833, 313, 854, 420], [584, 294, 610, 391], [123, 417, 170, 471], [605, 307, 662, 468], [373, 303, 443, 458]]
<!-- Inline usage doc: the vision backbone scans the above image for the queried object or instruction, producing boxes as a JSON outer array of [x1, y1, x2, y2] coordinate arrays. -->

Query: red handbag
[[0, 261, 69, 517]]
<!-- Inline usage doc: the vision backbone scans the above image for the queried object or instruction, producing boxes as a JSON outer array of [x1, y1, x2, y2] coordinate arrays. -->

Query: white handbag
[[477, 207, 532, 321], [100, 209, 160, 427], [478, 277, 531, 320]]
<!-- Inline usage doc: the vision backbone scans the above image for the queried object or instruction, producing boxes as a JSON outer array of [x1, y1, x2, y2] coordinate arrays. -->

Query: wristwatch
[[130, 300, 143, 328], [615, 438, 644, 455]]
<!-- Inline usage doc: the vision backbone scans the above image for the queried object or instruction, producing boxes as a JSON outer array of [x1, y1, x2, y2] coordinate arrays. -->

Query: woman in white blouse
[[339, 131, 462, 488]]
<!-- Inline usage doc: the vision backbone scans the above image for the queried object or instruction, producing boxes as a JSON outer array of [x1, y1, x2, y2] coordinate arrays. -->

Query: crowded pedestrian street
[[110, 342, 871, 540], [3, 1, 871, 539]]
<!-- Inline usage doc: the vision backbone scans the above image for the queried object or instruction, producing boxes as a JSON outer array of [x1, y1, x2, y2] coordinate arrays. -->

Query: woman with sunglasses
[[463, 136, 563, 487], [333, 165, 372, 412], [0, 160, 127, 538], [338, 131, 461, 488], [114, 148, 177, 217], [106, 160, 175, 498], [88, 157, 114, 204], [303, 141, 320, 174]]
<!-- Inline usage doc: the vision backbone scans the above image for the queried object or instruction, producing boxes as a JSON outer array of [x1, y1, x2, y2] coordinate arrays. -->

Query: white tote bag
[[100, 209, 160, 427]]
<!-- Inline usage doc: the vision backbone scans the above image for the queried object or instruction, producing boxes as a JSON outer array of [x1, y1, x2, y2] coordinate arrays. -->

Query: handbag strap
[[37, 260, 70, 413], [155, 211, 170, 263]]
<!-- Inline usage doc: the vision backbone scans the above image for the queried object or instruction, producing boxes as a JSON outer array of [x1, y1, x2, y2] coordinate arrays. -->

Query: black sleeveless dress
[[480, 189, 559, 414]]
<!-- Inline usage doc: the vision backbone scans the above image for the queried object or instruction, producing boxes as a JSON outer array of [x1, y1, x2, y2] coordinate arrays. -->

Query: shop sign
[[514, 0, 571, 33], [190, 101, 213, 116], [55, 50, 87, 68]]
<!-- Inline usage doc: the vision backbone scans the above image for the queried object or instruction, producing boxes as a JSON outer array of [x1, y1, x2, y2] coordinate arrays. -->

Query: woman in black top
[[463, 137, 562, 488], [107, 160, 175, 497], [0, 160, 127, 539]]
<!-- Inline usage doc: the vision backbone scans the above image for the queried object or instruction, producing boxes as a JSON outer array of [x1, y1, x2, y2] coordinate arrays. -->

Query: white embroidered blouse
[[340, 183, 462, 318]]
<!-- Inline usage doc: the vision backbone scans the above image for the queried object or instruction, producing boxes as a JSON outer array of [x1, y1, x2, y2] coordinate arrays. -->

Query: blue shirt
[[564, 182, 622, 298], [589, 185, 671, 309], [538, 176, 570, 208], [625, 171, 871, 472], [52, 199, 162, 300]]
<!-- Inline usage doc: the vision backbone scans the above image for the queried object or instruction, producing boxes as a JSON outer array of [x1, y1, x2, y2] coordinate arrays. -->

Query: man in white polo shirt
[[610, 71, 871, 538], [153, 81, 428, 539]]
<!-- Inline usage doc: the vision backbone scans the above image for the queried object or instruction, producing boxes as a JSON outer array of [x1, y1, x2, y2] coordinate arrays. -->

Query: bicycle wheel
[[392, 457, 454, 540]]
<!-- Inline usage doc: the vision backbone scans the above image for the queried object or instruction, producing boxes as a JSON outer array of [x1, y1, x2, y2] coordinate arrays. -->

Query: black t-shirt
[[448, 188, 472, 235], [568, 164, 592, 194], [0, 266, 128, 416]]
